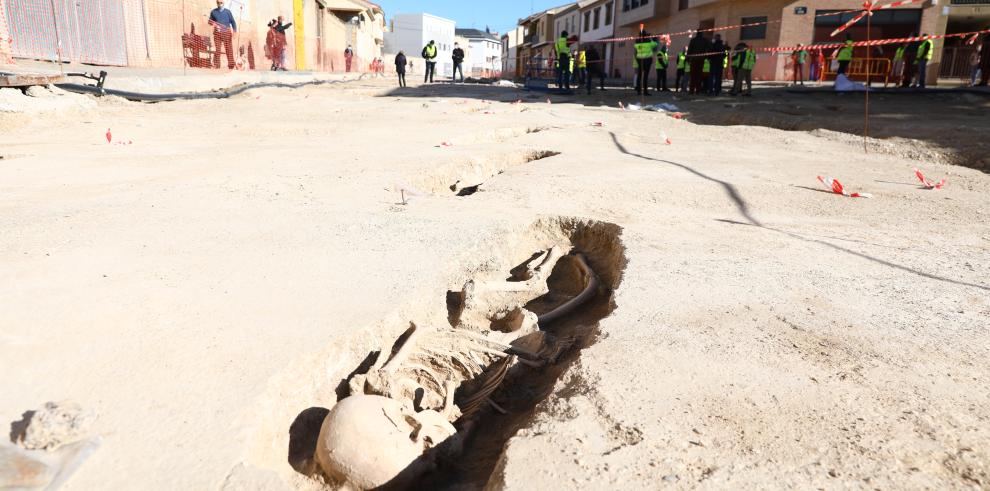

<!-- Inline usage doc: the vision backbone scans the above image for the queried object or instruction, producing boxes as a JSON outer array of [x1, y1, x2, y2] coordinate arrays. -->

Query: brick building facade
[[607, 0, 983, 85], [0, 0, 383, 73]]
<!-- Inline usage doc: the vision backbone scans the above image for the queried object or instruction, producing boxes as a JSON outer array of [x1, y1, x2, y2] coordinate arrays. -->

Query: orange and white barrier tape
[[831, 0, 927, 38], [914, 168, 946, 190], [818, 176, 872, 198], [588, 9, 860, 45], [667, 28, 990, 62]]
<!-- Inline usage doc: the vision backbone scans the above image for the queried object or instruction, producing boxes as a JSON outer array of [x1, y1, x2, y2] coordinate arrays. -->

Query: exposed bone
[[321, 249, 607, 489], [382, 324, 423, 372], [442, 381, 458, 419], [531, 246, 564, 277], [537, 253, 601, 325], [487, 398, 507, 415], [458, 355, 513, 418]]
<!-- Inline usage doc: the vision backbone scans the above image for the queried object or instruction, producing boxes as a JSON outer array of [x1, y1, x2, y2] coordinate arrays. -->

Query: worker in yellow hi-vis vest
[[633, 29, 658, 95], [555, 30, 573, 92], [836, 35, 854, 76], [888, 42, 907, 88], [576, 48, 588, 88], [675, 46, 688, 92], [730, 42, 756, 96], [654, 44, 670, 92], [915, 33, 934, 88]]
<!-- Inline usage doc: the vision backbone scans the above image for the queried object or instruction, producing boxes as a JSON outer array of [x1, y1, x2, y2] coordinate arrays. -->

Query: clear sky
[[374, 0, 569, 34]]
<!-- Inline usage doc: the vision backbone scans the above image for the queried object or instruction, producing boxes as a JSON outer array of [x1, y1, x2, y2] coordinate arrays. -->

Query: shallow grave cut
[[292, 218, 625, 490], [446, 150, 561, 197]]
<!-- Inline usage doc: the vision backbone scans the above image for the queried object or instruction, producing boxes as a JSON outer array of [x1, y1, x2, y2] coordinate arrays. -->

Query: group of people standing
[[550, 31, 628, 94], [550, 31, 615, 95], [392, 39, 439, 88], [633, 30, 756, 97]]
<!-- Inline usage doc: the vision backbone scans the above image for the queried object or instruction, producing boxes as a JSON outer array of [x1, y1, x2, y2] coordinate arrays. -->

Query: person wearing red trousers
[[209, 0, 237, 69], [687, 31, 711, 94]]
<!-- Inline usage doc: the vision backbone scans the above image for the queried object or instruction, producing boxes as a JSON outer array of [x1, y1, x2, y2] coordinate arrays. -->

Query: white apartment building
[[456, 28, 502, 77], [552, 3, 581, 41], [579, 0, 617, 77], [384, 12, 456, 77], [501, 26, 525, 77]]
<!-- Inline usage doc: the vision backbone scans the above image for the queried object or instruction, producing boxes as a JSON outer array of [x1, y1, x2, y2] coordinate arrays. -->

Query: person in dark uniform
[[687, 31, 711, 94], [394, 51, 407, 87], [585, 45, 606, 94], [452, 43, 465, 83], [709, 34, 726, 95], [979, 31, 990, 86], [901, 33, 920, 88]]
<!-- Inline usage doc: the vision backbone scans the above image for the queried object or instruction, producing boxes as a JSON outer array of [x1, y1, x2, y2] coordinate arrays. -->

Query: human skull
[[315, 395, 456, 489]]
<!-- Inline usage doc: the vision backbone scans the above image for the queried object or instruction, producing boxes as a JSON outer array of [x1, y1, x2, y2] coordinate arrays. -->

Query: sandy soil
[[1, 76, 988, 490]]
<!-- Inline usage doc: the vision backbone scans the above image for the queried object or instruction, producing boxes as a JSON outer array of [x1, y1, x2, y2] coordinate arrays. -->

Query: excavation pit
[[289, 218, 625, 490], [446, 150, 562, 197]]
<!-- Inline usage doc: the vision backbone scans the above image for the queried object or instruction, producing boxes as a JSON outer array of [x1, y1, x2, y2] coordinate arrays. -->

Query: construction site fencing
[[0, 0, 391, 75], [822, 57, 892, 85]]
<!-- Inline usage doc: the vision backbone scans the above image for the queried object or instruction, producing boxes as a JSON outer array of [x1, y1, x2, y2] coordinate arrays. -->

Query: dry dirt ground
[[1, 77, 989, 490]]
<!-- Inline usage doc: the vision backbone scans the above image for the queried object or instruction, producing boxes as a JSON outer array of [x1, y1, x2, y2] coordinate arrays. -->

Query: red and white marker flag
[[914, 168, 946, 190], [546, 97, 552, 104], [106, 128, 112, 143], [817, 176, 873, 198], [591, 121, 604, 127], [661, 129, 672, 145], [438, 141, 453, 148], [618, 101, 626, 110]]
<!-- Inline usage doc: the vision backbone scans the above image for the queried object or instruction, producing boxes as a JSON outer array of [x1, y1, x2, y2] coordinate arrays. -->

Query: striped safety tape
[[818, 176, 873, 198], [914, 168, 946, 190]]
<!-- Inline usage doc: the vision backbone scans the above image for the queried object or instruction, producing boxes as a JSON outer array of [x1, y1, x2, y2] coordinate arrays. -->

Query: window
[[593, 8, 600, 30], [740, 16, 767, 40], [584, 12, 591, 32], [605, 2, 613, 25], [679, 0, 689, 10], [623, 0, 630, 11]]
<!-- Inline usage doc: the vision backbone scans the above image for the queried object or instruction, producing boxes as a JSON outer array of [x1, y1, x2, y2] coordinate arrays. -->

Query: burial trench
[[403, 124, 562, 198], [448, 150, 561, 197], [287, 218, 626, 490]]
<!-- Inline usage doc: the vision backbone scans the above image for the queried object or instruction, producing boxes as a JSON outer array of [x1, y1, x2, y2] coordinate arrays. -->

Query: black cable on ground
[[54, 72, 379, 102]]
